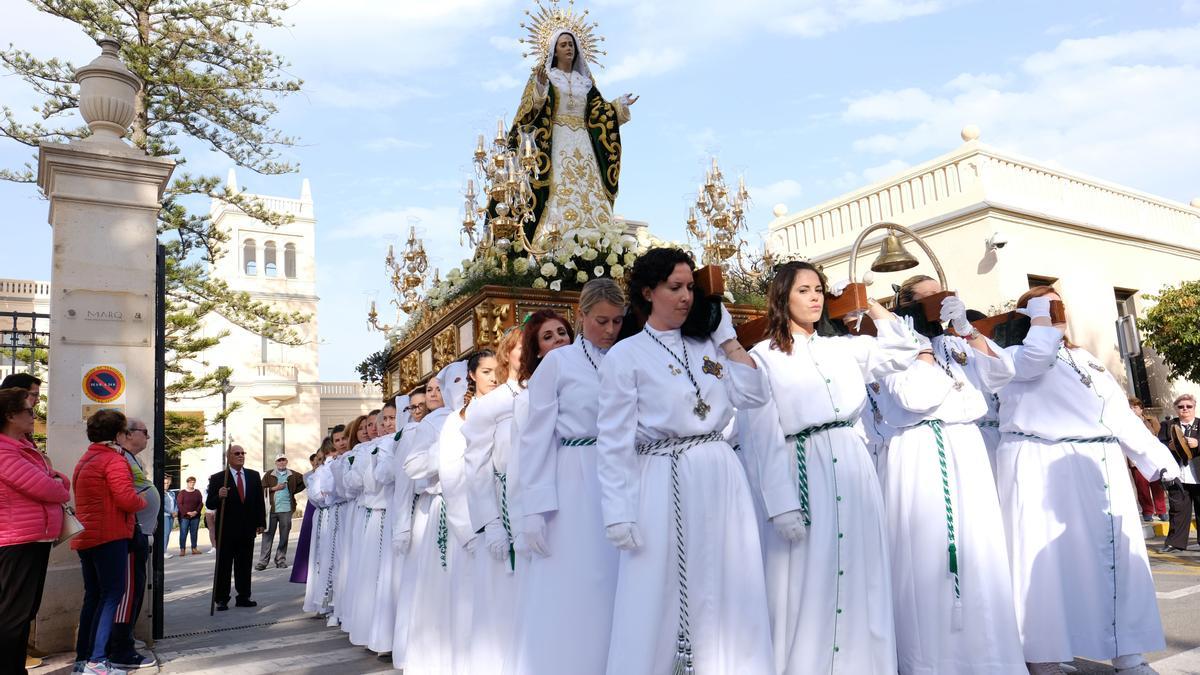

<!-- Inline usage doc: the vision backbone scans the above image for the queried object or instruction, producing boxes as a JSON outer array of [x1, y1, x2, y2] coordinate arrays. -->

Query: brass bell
[[870, 230, 919, 273]]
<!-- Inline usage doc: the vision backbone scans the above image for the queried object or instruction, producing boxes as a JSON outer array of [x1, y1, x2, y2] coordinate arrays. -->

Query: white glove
[[521, 514, 550, 558], [829, 278, 851, 297], [939, 295, 973, 335], [484, 520, 509, 561], [771, 510, 807, 543], [464, 535, 480, 554], [1016, 296, 1052, 320], [392, 530, 412, 555], [605, 522, 643, 551], [711, 303, 737, 347]]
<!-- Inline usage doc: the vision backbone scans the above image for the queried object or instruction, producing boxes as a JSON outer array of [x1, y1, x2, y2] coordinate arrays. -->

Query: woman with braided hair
[[996, 287, 1178, 675], [742, 261, 920, 675], [596, 248, 773, 675], [509, 281, 624, 675], [874, 275, 1024, 674]]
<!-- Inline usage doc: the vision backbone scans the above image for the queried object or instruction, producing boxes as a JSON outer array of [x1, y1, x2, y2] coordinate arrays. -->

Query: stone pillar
[[34, 38, 174, 653]]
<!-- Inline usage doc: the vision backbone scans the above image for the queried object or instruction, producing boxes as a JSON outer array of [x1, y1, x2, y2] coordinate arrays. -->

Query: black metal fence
[[0, 310, 50, 380]]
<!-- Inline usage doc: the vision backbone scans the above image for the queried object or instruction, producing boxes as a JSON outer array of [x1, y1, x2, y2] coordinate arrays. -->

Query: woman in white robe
[[391, 388, 432, 671], [404, 369, 471, 675], [302, 448, 334, 615], [597, 248, 773, 675], [996, 289, 1178, 675], [462, 331, 523, 675], [510, 287, 621, 675], [337, 414, 382, 634], [878, 277, 1024, 674], [328, 414, 370, 627], [347, 405, 400, 652], [743, 261, 920, 675]]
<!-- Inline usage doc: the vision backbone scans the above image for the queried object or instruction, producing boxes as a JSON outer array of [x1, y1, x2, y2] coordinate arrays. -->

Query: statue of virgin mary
[[505, 25, 638, 245]]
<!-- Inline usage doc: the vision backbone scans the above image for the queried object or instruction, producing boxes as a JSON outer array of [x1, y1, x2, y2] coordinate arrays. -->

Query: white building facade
[[766, 128, 1200, 418]]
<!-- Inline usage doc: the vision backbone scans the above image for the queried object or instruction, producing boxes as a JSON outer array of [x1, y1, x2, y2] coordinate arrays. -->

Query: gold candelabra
[[461, 118, 562, 260], [687, 157, 753, 272], [367, 224, 430, 331]]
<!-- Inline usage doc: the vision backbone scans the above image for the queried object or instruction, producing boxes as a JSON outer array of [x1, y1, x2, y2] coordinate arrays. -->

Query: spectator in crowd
[[0, 374, 50, 671], [0, 387, 70, 675], [258, 455, 306, 570], [1129, 398, 1168, 523], [72, 409, 147, 675], [177, 477, 203, 556], [161, 475, 176, 559], [206, 445, 266, 610], [1160, 393, 1200, 553], [107, 418, 158, 670]]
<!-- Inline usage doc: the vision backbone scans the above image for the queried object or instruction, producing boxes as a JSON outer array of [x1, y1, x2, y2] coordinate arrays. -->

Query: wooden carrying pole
[[208, 461, 230, 616]]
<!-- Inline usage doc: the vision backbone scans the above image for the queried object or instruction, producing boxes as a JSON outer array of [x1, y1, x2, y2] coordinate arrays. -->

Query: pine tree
[[1, 0, 308, 452]]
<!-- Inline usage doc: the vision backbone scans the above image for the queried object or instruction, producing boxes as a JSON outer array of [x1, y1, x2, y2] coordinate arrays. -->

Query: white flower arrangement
[[593, 265, 605, 278], [540, 262, 557, 278], [550, 279, 562, 291], [576, 271, 588, 283], [532, 277, 548, 289]]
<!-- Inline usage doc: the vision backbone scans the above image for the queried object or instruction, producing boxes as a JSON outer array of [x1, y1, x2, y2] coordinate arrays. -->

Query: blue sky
[[3, 0, 1199, 380]]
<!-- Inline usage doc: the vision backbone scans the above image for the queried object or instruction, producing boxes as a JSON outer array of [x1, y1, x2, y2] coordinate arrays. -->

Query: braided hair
[[460, 349, 497, 419]]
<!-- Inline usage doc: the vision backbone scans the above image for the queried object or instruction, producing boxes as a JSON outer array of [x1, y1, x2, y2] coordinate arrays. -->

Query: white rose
[[532, 277, 548, 289], [606, 253, 619, 265], [576, 271, 589, 283], [513, 258, 529, 274], [581, 248, 598, 261], [540, 262, 557, 277], [610, 264, 624, 278], [550, 279, 562, 291], [573, 246, 585, 257], [564, 259, 577, 270], [624, 252, 636, 265], [594, 265, 605, 277]]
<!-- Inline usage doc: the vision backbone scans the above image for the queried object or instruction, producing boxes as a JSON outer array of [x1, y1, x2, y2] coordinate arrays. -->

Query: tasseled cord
[[674, 631, 695, 675], [949, 542, 963, 631]]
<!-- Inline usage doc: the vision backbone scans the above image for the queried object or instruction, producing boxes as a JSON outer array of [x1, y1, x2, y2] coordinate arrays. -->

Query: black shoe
[[215, 602, 229, 611], [254, 563, 267, 571], [235, 599, 258, 607], [111, 652, 157, 669], [1159, 545, 1185, 553]]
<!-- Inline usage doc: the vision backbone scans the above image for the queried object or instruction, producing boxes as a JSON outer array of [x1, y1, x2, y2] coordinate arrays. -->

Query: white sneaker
[[165, 553, 174, 559], [84, 661, 128, 675]]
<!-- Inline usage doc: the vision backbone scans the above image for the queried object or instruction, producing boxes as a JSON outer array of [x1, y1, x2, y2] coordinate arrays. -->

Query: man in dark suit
[[206, 445, 266, 610], [1159, 393, 1200, 553]]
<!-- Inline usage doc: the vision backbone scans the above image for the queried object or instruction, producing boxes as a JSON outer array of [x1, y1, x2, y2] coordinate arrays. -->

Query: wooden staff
[[208, 455, 231, 616]]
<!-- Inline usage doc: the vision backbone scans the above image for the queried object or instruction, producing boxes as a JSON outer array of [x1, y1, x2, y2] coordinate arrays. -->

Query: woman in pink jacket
[[0, 386, 70, 673]]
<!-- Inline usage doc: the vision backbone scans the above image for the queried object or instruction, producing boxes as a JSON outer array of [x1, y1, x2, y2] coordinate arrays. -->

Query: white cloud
[[482, 73, 523, 92], [777, 0, 950, 37], [304, 80, 435, 110], [841, 23, 1200, 201], [361, 137, 432, 152], [605, 47, 685, 84], [750, 178, 804, 208]]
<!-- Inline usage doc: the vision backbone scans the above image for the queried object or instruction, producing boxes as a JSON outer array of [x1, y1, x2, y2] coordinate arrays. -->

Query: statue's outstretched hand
[[535, 66, 548, 85], [624, 93, 639, 106]]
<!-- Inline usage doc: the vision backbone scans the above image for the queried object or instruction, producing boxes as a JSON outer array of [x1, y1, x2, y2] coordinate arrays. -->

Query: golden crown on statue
[[519, 0, 607, 67]]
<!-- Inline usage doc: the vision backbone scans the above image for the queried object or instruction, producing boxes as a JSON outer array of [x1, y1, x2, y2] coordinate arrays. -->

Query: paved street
[[29, 530, 1200, 674]]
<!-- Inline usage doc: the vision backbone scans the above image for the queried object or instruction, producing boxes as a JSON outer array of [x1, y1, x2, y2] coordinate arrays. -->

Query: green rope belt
[[437, 499, 448, 570], [916, 419, 962, 630], [788, 420, 855, 527], [976, 420, 999, 428], [637, 431, 726, 675], [495, 470, 515, 571], [560, 437, 598, 446], [1005, 431, 1116, 444]]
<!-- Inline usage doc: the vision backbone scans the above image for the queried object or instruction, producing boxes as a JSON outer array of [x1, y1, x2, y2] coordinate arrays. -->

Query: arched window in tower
[[243, 238, 257, 275], [264, 240, 278, 277], [284, 243, 297, 279]]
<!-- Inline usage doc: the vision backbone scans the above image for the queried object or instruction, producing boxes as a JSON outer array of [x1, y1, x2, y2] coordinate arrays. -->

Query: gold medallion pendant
[[952, 350, 968, 365], [693, 397, 711, 420], [702, 356, 724, 379]]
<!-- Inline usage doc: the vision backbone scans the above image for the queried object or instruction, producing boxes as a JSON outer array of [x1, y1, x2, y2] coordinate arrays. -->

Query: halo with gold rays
[[519, 0, 607, 68]]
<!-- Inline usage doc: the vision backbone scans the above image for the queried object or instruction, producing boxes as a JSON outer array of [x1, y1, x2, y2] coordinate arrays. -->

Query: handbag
[[55, 505, 85, 547]]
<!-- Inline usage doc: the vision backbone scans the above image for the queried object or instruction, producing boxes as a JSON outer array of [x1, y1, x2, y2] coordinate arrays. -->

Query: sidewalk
[[32, 528, 397, 674]]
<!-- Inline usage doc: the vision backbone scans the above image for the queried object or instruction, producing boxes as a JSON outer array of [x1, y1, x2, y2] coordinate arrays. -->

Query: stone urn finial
[[75, 37, 142, 145]]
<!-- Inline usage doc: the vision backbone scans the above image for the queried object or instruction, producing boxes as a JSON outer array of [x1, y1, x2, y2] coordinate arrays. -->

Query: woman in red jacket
[[71, 409, 146, 675], [0, 387, 70, 674]]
